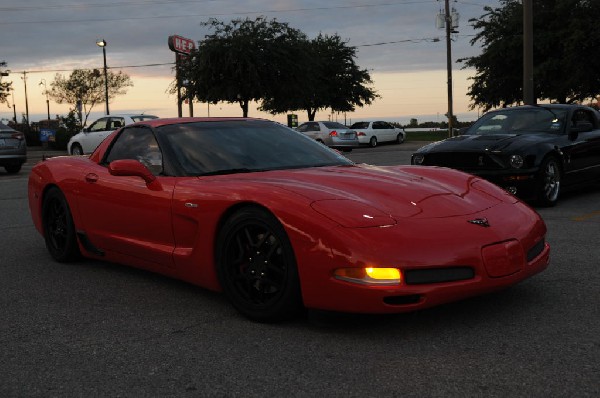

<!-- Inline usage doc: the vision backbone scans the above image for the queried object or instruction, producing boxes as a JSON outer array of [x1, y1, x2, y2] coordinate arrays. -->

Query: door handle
[[85, 173, 99, 183]]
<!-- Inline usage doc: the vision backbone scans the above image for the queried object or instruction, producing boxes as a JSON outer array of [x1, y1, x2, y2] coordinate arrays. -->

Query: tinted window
[[467, 108, 568, 135], [350, 122, 370, 129], [323, 122, 347, 129], [105, 126, 163, 175], [131, 115, 159, 122], [157, 120, 352, 176]]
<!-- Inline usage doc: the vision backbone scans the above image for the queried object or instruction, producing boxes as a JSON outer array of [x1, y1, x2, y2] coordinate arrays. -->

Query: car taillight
[[329, 130, 338, 137], [11, 132, 24, 140], [357, 132, 366, 136]]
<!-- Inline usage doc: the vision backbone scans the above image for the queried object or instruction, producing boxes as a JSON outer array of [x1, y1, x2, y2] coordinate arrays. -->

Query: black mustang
[[411, 104, 600, 206]]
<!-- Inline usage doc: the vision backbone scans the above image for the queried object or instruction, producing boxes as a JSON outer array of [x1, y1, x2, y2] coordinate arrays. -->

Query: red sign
[[168, 35, 195, 54]]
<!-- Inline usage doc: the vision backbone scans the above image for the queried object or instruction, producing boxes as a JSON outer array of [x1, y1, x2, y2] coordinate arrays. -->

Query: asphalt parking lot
[[1, 143, 598, 397]]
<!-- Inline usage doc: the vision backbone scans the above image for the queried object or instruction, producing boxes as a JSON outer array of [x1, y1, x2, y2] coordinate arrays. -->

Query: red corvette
[[28, 118, 550, 321]]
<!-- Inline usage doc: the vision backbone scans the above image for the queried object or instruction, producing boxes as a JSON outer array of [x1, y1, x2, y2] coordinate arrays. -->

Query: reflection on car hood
[[224, 164, 504, 219], [419, 133, 556, 153]]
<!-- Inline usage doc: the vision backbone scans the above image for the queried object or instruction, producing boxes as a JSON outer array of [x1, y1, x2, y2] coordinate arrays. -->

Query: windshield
[[467, 108, 568, 135], [158, 120, 353, 176]]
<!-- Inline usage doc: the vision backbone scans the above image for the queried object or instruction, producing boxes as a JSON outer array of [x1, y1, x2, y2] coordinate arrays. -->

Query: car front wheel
[[396, 133, 405, 144], [71, 144, 83, 155], [216, 206, 302, 322], [536, 156, 561, 207], [42, 187, 80, 262]]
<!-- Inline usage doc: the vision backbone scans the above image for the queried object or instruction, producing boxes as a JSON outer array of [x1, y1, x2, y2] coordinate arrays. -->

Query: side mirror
[[108, 159, 156, 184]]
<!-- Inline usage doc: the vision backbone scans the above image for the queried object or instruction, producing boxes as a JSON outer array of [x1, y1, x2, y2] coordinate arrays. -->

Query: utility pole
[[523, 0, 534, 105], [21, 71, 29, 124], [444, 0, 454, 137]]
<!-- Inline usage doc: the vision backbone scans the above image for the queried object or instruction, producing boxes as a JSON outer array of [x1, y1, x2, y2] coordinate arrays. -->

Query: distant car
[[350, 121, 406, 147], [68, 114, 158, 155], [411, 104, 600, 206], [296, 121, 359, 150], [0, 121, 27, 174]]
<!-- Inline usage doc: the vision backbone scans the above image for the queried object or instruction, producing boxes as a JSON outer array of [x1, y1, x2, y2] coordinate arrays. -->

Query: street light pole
[[39, 79, 50, 121], [96, 39, 110, 115], [444, 0, 454, 138]]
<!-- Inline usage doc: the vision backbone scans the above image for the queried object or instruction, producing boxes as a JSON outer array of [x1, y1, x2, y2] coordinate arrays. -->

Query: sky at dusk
[[0, 0, 502, 126]]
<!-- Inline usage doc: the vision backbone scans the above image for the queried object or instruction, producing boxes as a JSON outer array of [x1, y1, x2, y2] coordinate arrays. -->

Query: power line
[[0, 1, 434, 25], [8, 62, 175, 75], [0, 0, 218, 12]]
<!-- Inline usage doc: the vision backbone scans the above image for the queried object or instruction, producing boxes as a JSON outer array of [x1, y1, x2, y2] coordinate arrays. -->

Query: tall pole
[[21, 71, 29, 124], [445, 0, 454, 137], [523, 0, 534, 105], [39, 79, 50, 120], [96, 39, 110, 115], [11, 89, 17, 123]]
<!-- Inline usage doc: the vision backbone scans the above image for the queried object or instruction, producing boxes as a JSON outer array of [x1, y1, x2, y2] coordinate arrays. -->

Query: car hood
[[418, 133, 556, 153], [220, 164, 506, 221]]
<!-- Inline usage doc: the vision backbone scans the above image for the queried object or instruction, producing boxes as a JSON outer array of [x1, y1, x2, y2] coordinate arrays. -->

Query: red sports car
[[28, 118, 550, 321]]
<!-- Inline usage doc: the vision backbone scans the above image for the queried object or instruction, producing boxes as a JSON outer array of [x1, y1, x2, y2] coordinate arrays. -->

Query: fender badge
[[468, 218, 490, 227]]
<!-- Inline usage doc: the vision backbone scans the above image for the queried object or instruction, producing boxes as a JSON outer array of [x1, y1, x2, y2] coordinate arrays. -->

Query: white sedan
[[349, 121, 406, 147], [67, 114, 158, 155]]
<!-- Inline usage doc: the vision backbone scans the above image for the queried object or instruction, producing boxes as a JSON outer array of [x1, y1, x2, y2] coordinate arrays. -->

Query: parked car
[[67, 114, 158, 155], [29, 117, 549, 322], [295, 121, 359, 150], [0, 121, 26, 174], [350, 120, 406, 147], [411, 104, 600, 206]]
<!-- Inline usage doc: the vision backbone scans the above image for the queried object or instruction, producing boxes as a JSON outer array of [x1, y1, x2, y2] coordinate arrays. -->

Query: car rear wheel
[[71, 144, 83, 155], [369, 136, 378, 147], [216, 206, 302, 322], [4, 164, 21, 174], [42, 187, 80, 262], [536, 156, 561, 207]]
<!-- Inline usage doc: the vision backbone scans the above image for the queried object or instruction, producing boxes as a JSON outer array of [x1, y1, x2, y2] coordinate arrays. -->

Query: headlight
[[509, 154, 524, 169], [334, 267, 402, 285], [412, 154, 425, 165]]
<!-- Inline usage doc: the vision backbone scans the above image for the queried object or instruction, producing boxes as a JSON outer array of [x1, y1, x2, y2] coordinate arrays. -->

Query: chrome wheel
[[537, 157, 561, 207]]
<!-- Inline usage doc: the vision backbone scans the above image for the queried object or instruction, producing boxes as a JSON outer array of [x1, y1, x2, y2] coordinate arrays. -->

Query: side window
[[373, 122, 384, 130], [89, 118, 108, 132], [381, 122, 392, 129], [110, 117, 125, 129], [105, 126, 163, 175]]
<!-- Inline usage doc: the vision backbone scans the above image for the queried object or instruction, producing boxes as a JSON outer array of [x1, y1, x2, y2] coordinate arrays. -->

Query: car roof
[[130, 117, 270, 128]]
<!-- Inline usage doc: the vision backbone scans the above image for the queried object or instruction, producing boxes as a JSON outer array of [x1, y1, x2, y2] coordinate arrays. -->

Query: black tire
[[396, 133, 405, 144], [216, 206, 302, 322], [42, 187, 80, 262], [71, 144, 83, 156], [4, 164, 22, 174], [369, 136, 378, 147], [536, 156, 561, 207]]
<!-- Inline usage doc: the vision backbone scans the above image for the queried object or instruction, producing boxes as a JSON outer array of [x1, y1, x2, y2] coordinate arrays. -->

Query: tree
[[0, 61, 12, 106], [261, 33, 378, 121], [461, 0, 600, 111], [181, 17, 306, 118], [48, 69, 133, 126]]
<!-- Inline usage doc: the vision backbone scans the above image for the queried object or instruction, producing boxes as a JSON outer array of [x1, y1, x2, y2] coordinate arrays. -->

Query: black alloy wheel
[[42, 187, 80, 262], [216, 206, 302, 322], [536, 156, 561, 207], [369, 136, 378, 147]]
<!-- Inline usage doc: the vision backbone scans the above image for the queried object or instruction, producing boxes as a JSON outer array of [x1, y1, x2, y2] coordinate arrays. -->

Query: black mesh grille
[[527, 239, 545, 262], [404, 267, 475, 285]]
